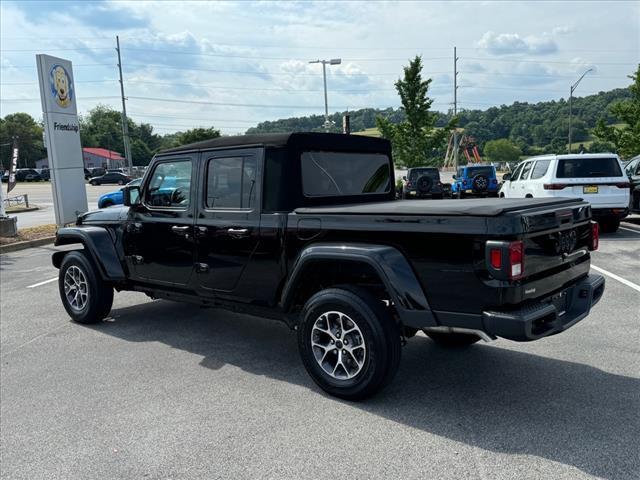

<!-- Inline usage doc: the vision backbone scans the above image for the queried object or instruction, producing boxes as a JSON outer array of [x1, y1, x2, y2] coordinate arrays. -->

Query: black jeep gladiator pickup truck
[[53, 133, 605, 400]]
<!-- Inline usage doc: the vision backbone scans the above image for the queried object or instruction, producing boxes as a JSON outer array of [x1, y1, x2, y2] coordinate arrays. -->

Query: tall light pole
[[568, 68, 593, 153], [309, 58, 341, 131]]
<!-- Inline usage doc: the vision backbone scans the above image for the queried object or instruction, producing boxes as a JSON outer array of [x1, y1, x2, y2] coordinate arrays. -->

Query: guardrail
[[3, 194, 29, 208]]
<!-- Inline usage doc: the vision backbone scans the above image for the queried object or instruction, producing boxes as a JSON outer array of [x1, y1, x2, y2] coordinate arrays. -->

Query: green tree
[[593, 65, 640, 158], [483, 138, 522, 163], [587, 139, 617, 153], [171, 127, 221, 147], [376, 56, 452, 167], [0, 113, 46, 168]]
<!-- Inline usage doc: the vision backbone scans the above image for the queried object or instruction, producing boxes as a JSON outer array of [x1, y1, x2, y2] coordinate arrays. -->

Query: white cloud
[[477, 31, 558, 55]]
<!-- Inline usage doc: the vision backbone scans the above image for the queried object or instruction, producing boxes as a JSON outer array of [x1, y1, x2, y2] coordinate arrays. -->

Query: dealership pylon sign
[[36, 54, 88, 226]]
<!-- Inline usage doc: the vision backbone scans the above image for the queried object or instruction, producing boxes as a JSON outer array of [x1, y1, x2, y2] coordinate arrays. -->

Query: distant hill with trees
[[247, 88, 632, 156]]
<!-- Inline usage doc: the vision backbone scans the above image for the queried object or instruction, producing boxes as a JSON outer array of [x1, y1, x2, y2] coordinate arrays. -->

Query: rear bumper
[[482, 274, 605, 341], [592, 207, 629, 219]]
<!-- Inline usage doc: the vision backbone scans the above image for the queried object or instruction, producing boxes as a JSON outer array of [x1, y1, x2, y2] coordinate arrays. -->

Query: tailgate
[[490, 200, 594, 306], [562, 178, 629, 208]]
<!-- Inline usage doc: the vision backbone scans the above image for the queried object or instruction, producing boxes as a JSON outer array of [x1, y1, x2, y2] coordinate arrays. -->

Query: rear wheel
[[59, 251, 113, 324], [426, 331, 480, 347], [456, 189, 465, 199], [298, 287, 401, 400], [599, 217, 620, 233]]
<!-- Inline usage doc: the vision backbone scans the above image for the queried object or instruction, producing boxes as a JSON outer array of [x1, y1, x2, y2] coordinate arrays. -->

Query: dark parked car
[[401, 167, 445, 199], [624, 155, 640, 212], [52, 133, 604, 400], [89, 172, 131, 185], [37, 168, 50, 181], [15, 168, 42, 182]]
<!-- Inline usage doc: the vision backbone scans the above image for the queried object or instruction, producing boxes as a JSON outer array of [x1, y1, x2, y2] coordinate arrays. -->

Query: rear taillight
[[615, 182, 631, 188], [544, 183, 567, 190], [490, 248, 502, 269], [485, 240, 525, 281], [589, 221, 599, 251], [509, 241, 524, 280]]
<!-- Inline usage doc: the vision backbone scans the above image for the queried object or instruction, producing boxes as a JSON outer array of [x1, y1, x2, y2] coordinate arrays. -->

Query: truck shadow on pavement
[[94, 300, 638, 480]]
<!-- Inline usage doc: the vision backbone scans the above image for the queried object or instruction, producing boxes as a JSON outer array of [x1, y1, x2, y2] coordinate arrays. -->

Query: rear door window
[[530, 160, 551, 179], [556, 157, 622, 178], [206, 156, 257, 209], [301, 151, 391, 197]]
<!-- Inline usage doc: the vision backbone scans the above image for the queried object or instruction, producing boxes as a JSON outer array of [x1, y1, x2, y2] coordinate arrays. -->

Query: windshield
[[466, 167, 494, 177], [301, 151, 391, 197], [556, 157, 622, 178], [409, 168, 439, 180]]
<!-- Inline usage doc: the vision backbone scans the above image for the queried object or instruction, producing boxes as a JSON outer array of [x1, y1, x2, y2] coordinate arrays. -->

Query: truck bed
[[295, 197, 584, 217]]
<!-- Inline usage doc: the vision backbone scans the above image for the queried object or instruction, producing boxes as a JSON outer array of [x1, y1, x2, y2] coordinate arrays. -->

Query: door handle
[[171, 225, 190, 234], [227, 227, 249, 236]]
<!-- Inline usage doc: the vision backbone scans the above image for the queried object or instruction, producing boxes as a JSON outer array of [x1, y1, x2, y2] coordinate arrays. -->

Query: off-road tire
[[59, 251, 113, 324], [426, 331, 480, 347], [298, 287, 401, 400], [599, 217, 620, 233]]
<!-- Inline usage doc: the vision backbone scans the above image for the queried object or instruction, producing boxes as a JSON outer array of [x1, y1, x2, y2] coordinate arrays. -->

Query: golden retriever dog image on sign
[[50, 64, 72, 108]]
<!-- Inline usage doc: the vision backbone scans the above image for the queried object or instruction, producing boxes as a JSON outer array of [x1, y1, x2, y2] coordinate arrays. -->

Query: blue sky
[[1, 0, 638, 135]]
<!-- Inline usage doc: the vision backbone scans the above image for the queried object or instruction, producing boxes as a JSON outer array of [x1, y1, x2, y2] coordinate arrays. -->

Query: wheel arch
[[281, 243, 437, 328], [53, 226, 126, 282]]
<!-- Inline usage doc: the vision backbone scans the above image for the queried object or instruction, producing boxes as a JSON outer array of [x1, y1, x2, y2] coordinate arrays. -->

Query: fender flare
[[52, 226, 126, 282], [281, 243, 437, 328]]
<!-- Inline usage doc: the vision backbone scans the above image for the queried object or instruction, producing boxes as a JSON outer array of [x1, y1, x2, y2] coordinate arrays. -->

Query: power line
[[123, 112, 264, 123], [462, 57, 635, 66]]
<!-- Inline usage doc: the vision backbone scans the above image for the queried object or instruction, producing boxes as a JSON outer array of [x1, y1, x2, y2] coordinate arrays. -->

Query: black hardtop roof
[[160, 132, 391, 154]]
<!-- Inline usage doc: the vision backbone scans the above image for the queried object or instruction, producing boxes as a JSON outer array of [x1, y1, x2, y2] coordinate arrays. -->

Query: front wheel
[[298, 288, 401, 400], [90, 180, 98, 186], [59, 251, 113, 324]]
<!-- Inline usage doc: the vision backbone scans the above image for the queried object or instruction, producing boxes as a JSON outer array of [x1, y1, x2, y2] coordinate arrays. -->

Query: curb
[[0, 236, 56, 254], [6, 206, 39, 213]]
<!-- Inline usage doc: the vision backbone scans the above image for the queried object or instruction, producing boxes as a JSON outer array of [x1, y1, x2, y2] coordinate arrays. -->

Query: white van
[[499, 153, 630, 232]]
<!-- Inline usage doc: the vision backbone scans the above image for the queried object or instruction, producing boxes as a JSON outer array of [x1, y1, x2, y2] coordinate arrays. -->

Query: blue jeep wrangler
[[451, 165, 499, 198]]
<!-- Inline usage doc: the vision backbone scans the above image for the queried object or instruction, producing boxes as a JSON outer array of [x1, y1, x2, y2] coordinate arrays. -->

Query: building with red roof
[[36, 148, 126, 170]]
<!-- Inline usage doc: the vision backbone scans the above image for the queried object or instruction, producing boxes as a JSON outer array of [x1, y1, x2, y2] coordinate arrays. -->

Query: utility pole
[[116, 35, 132, 172], [309, 58, 341, 131], [452, 46, 460, 171], [568, 68, 593, 153]]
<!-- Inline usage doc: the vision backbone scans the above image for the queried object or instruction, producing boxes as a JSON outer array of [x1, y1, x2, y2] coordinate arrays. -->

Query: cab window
[[146, 160, 192, 208]]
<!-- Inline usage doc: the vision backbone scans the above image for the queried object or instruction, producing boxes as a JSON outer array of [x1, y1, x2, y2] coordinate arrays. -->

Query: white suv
[[500, 153, 630, 232]]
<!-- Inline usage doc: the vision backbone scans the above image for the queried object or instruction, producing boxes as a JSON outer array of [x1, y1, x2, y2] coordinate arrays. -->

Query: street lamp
[[309, 58, 341, 131], [568, 68, 593, 153]]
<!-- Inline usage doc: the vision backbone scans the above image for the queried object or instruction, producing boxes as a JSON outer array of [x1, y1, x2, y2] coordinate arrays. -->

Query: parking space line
[[619, 226, 640, 234], [591, 265, 640, 293], [26, 277, 58, 288]]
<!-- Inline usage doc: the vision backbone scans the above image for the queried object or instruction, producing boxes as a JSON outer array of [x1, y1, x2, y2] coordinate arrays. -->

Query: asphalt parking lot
[[1, 223, 639, 479]]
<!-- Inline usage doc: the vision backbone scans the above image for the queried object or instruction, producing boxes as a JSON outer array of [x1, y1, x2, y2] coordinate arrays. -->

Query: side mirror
[[502, 173, 511, 181], [402, 175, 407, 181], [452, 174, 456, 179], [123, 185, 141, 206]]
